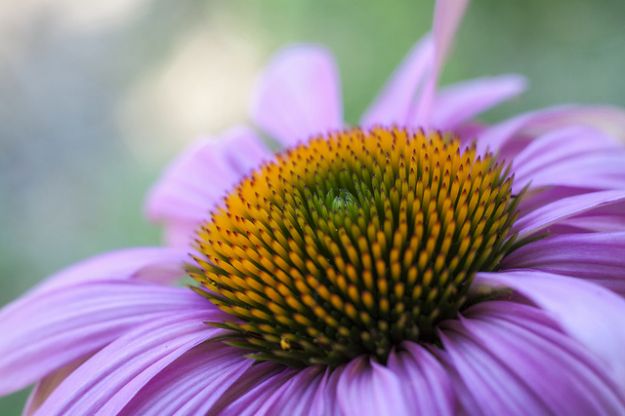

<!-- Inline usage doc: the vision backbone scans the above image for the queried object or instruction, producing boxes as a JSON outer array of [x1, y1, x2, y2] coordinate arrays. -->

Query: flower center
[[191, 127, 519, 366]]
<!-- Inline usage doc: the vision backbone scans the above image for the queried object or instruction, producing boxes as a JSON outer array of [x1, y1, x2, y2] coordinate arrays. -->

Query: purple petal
[[516, 186, 585, 215], [362, 0, 470, 129], [0, 280, 212, 395], [361, 35, 434, 127], [251, 45, 343, 148], [216, 364, 341, 416], [337, 356, 413, 416], [514, 190, 625, 238], [244, 367, 333, 416], [475, 271, 625, 386], [559, 202, 625, 232], [430, 74, 527, 130], [478, 105, 625, 155], [23, 355, 90, 416], [306, 368, 342, 416], [145, 127, 272, 246], [2, 246, 188, 369], [511, 126, 625, 192], [34, 312, 219, 416], [517, 154, 625, 191], [34, 247, 188, 293], [387, 342, 456, 415], [440, 301, 625, 414], [514, 187, 625, 234], [119, 344, 252, 416], [412, 0, 470, 125], [502, 232, 625, 293], [213, 365, 296, 416], [431, 0, 470, 71]]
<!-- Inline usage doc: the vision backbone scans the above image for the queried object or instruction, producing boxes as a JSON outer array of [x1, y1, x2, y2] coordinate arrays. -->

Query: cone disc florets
[[190, 127, 519, 366]]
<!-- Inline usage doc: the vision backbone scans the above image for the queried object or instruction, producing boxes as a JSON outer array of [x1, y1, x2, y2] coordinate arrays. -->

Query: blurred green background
[[1, 0, 624, 413]]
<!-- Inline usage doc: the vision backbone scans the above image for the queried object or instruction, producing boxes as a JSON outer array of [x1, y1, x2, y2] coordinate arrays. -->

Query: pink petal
[[120, 344, 252, 416], [518, 155, 625, 191], [478, 105, 625, 155], [512, 126, 618, 170], [2, 246, 188, 340], [559, 202, 625, 232], [23, 355, 91, 416], [246, 367, 330, 416], [145, 127, 272, 246], [511, 125, 625, 192], [362, 0, 470, 129], [430, 74, 527, 130], [36, 247, 188, 293], [337, 356, 413, 416], [516, 186, 585, 214], [412, 0, 470, 126], [361, 35, 434, 127], [440, 301, 625, 414], [387, 342, 456, 415], [515, 188, 625, 232], [475, 271, 625, 386], [453, 121, 487, 143], [34, 312, 219, 416], [514, 190, 625, 238], [216, 364, 341, 416], [306, 368, 342, 416], [214, 365, 296, 416], [0, 280, 212, 395], [503, 232, 625, 293], [431, 0, 470, 71], [251, 45, 343, 148]]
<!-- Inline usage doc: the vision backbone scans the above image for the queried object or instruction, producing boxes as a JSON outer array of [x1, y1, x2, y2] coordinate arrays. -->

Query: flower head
[[193, 127, 519, 367], [3, 0, 625, 415]]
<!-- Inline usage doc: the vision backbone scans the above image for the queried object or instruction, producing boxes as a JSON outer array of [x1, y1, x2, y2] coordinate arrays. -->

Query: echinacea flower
[[4, 0, 625, 414]]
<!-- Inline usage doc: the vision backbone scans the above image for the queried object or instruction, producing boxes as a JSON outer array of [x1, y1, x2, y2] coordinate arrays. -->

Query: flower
[[3, 0, 625, 414]]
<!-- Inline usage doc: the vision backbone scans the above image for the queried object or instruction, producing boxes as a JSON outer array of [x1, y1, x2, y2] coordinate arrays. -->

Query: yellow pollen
[[190, 127, 519, 366]]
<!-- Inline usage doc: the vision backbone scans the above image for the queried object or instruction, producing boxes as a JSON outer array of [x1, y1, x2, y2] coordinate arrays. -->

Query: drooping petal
[[119, 344, 252, 416], [429, 75, 527, 130], [336, 356, 413, 416], [251, 45, 343, 148], [145, 127, 272, 246], [0, 280, 212, 395], [387, 342, 456, 415], [475, 271, 625, 386], [34, 312, 219, 416], [502, 232, 625, 293], [513, 189, 625, 238], [477, 105, 625, 155], [511, 125, 625, 192], [440, 301, 625, 415], [361, 35, 434, 127]]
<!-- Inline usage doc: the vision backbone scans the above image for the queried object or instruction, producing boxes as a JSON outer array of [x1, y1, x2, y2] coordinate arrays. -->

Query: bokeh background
[[1, 0, 624, 412]]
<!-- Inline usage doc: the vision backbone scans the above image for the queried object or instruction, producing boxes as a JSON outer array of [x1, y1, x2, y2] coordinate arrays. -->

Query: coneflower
[[3, 1, 625, 414]]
